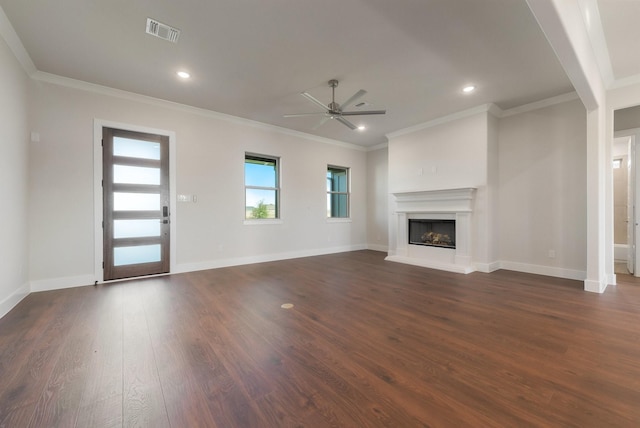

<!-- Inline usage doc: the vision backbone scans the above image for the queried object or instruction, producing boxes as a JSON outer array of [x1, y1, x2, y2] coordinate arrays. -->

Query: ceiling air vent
[[146, 18, 180, 43]]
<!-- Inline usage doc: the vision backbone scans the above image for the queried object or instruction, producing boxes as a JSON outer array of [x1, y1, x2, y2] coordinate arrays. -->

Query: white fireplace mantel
[[393, 188, 475, 213], [386, 188, 476, 274]]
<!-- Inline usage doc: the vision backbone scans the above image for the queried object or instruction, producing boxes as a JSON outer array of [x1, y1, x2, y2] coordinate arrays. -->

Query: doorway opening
[[613, 105, 640, 277]]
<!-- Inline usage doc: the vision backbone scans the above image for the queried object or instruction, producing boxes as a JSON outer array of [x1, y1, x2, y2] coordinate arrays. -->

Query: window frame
[[244, 153, 280, 220], [326, 165, 350, 219]]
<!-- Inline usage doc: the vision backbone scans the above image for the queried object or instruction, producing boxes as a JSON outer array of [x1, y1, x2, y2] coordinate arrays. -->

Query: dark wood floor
[[1, 250, 639, 427]]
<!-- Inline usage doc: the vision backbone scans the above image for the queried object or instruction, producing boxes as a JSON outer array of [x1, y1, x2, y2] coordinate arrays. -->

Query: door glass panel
[[113, 193, 160, 211], [114, 244, 161, 266], [113, 137, 161, 160], [114, 219, 161, 238], [113, 165, 160, 185]]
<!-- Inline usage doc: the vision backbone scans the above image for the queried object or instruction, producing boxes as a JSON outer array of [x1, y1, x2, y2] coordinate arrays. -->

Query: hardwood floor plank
[[27, 286, 106, 427], [1, 250, 640, 426], [122, 283, 170, 428], [0, 287, 95, 425]]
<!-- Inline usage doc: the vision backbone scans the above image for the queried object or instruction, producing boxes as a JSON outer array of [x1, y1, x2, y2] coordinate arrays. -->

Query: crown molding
[[31, 71, 367, 152], [0, 5, 36, 75], [499, 91, 580, 117], [386, 104, 499, 139], [366, 142, 388, 152], [610, 73, 640, 90], [385, 91, 581, 140]]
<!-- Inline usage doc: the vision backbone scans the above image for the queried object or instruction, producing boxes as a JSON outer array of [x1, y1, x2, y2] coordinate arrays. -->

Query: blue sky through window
[[245, 158, 277, 207]]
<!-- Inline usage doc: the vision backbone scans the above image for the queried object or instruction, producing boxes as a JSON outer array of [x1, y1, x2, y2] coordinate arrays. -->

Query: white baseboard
[[174, 244, 368, 274], [499, 261, 586, 281], [0, 282, 30, 319], [584, 277, 608, 293], [24, 246, 369, 294], [30, 274, 96, 292], [385, 255, 475, 274], [15, 250, 597, 302], [366, 244, 388, 252], [474, 261, 501, 273]]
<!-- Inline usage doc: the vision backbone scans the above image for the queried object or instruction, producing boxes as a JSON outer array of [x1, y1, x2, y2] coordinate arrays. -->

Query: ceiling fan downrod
[[328, 79, 340, 113]]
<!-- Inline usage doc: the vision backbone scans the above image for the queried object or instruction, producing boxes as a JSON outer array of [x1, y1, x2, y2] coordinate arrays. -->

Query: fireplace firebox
[[408, 219, 456, 249]]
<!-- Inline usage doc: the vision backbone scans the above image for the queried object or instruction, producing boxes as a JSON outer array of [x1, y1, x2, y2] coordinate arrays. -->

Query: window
[[327, 165, 349, 218], [245, 153, 279, 219], [613, 158, 623, 169]]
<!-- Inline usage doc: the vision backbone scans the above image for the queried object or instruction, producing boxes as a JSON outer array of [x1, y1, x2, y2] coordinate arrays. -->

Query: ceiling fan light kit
[[284, 79, 386, 130]]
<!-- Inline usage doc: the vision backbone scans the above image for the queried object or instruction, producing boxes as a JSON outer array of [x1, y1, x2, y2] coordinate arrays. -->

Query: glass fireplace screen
[[408, 219, 456, 249]]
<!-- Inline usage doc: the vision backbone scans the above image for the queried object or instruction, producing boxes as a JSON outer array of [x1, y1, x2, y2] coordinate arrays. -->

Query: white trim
[[366, 142, 389, 152], [93, 119, 177, 284], [173, 244, 367, 274], [385, 255, 475, 274], [499, 261, 587, 282], [32, 71, 364, 152], [386, 104, 498, 139], [367, 244, 388, 252], [326, 218, 352, 223], [0, 5, 36, 75], [610, 73, 640, 90], [500, 92, 580, 117], [475, 261, 501, 273], [243, 219, 284, 226], [0, 282, 30, 319], [584, 277, 608, 293], [30, 275, 96, 293], [577, 0, 614, 88]]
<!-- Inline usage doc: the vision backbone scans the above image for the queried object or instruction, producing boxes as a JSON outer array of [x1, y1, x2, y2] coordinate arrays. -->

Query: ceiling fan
[[284, 79, 386, 130]]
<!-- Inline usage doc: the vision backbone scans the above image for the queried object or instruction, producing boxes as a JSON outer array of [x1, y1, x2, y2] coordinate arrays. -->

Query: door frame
[[94, 119, 177, 283]]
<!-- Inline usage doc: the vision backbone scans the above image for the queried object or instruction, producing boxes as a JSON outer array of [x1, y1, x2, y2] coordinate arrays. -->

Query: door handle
[[163, 206, 168, 217]]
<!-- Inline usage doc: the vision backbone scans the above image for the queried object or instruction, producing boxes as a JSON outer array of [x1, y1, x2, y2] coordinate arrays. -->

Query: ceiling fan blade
[[301, 92, 329, 111], [283, 112, 328, 118], [312, 116, 331, 130], [340, 89, 366, 111], [335, 116, 357, 130], [340, 109, 386, 116]]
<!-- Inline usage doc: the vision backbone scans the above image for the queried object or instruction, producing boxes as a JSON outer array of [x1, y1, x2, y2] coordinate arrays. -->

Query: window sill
[[327, 217, 352, 223], [243, 219, 283, 226]]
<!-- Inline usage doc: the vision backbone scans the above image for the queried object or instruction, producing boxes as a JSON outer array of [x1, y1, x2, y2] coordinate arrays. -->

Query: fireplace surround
[[386, 188, 476, 273]]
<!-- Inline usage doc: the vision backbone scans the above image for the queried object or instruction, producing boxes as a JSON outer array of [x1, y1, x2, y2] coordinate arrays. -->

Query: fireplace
[[386, 188, 476, 274], [409, 219, 456, 249]]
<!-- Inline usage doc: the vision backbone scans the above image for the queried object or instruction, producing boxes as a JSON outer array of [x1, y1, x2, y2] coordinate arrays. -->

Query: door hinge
[[102, 261, 104, 268]]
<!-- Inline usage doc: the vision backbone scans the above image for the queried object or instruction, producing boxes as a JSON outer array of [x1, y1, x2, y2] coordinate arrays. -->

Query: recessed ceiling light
[[177, 71, 190, 79], [462, 85, 476, 93], [357, 125, 366, 131]]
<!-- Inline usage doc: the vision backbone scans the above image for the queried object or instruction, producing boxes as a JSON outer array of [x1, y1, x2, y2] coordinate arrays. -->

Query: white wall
[[28, 77, 368, 287], [366, 146, 388, 251], [0, 34, 30, 317], [387, 110, 495, 268], [498, 99, 587, 276], [384, 99, 588, 279]]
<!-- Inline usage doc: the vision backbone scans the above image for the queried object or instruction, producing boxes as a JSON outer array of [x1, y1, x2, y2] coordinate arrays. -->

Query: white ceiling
[[0, 0, 636, 147], [597, 0, 640, 81]]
